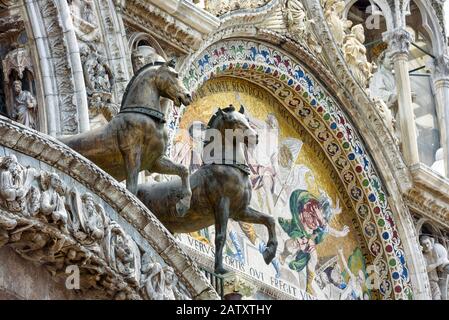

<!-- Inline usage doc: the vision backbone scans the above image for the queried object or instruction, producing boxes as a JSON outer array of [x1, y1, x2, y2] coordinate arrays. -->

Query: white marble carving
[[323, 0, 352, 46], [343, 24, 372, 88], [421, 236, 449, 300]]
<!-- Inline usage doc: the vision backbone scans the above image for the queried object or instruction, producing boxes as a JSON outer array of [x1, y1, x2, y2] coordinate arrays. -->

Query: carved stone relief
[[79, 43, 118, 125], [0, 153, 191, 300], [420, 235, 449, 300], [204, 0, 271, 16], [343, 24, 373, 89]]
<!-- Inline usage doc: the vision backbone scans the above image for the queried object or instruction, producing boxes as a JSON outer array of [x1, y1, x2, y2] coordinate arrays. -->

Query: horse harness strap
[[203, 161, 251, 176], [119, 107, 166, 123]]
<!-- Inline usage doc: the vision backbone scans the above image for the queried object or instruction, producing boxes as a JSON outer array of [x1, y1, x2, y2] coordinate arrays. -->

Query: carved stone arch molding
[[411, 0, 448, 55], [20, 0, 90, 136], [176, 37, 432, 299], [0, 116, 218, 300], [128, 32, 167, 59]]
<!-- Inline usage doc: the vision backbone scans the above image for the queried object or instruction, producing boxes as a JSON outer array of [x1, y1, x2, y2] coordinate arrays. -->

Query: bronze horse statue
[[61, 60, 193, 215], [136, 106, 278, 274]]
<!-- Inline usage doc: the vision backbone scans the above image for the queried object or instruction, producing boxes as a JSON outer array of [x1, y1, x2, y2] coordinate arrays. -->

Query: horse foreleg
[[120, 146, 142, 195], [237, 207, 278, 264], [214, 197, 230, 275], [152, 156, 191, 217]]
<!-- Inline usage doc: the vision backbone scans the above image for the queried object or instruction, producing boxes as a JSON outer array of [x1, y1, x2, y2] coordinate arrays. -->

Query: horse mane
[[120, 61, 166, 111]]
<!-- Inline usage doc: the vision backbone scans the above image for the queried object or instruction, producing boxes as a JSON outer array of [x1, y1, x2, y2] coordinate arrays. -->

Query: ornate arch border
[[178, 38, 414, 300]]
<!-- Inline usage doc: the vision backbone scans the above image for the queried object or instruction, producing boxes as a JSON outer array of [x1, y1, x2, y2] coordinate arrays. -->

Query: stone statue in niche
[[324, 0, 352, 46], [369, 50, 397, 110], [343, 24, 373, 88], [39, 172, 69, 233], [420, 235, 449, 300], [12, 80, 38, 129], [80, 44, 118, 122], [0, 154, 37, 213]]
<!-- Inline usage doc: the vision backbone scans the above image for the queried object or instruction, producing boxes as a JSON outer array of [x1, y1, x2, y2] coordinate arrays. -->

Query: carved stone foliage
[[2, 47, 33, 82], [431, 1, 447, 44], [383, 28, 413, 58], [34, 0, 79, 134], [0, 154, 190, 300], [0, 14, 24, 41], [204, 0, 271, 16]]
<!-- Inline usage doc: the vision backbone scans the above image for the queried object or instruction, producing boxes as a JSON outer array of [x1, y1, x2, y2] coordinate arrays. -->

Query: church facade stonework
[[0, 0, 449, 300]]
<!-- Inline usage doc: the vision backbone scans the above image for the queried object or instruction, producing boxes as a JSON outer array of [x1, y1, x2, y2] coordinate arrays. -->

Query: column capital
[[222, 273, 255, 300], [433, 54, 449, 81], [382, 28, 414, 59]]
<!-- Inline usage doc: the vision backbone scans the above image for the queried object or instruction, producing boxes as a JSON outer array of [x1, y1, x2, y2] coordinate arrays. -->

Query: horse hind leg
[[237, 207, 278, 265], [151, 156, 192, 217], [214, 197, 230, 275]]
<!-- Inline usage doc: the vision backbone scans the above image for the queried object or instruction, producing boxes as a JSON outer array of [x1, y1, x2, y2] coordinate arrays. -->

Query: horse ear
[[165, 59, 176, 68], [217, 108, 224, 115], [239, 105, 245, 114]]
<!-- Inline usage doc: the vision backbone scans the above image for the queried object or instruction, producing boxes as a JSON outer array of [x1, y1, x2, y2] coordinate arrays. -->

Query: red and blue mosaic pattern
[[175, 39, 413, 299]]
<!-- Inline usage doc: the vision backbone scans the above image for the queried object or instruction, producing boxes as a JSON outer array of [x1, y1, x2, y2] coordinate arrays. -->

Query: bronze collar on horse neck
[[119, 106, 166, 123], [203, 161, 251, 176], [119, 61, 168, 124]]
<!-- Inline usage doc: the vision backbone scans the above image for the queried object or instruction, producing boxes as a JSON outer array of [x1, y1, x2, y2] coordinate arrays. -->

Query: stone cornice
[[407, 164, 449, 230], [0, 116, 218, 300], [149, 0, 220, 34], [122, 0, 219, 52]]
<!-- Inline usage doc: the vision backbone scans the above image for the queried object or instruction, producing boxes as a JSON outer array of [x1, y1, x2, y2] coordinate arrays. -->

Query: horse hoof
[[263, 247, 276, 265], [215, 267, 228, 275]]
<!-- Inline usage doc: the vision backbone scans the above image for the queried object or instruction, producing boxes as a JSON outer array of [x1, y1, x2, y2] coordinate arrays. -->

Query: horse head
[[213, 105, 259, 148], [155, 60, 192, 107]]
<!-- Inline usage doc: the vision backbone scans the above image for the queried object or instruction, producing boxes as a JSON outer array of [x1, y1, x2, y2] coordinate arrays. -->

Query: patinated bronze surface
[[137, 107, 278, 274], [60, 60, 193, 214]]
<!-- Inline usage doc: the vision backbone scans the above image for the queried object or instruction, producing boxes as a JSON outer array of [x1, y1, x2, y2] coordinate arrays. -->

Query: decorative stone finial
[[222, 272, 256, 300]]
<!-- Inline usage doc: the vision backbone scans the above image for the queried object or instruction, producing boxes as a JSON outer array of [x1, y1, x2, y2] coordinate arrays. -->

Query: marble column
[[433, 55, 449, 178], [383, 28, 420, 166], [222, 273, 255, 300]]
